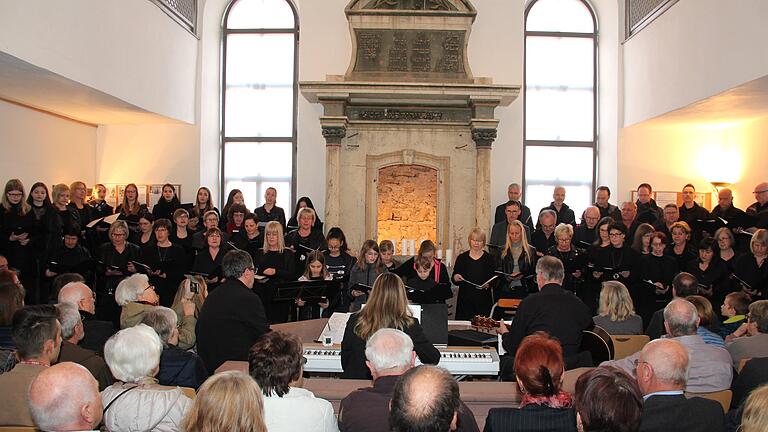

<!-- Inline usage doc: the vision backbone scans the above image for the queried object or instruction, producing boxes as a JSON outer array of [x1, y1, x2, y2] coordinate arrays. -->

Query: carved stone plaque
[[347, 107, 472, 123], [353, 29, 467, 78]]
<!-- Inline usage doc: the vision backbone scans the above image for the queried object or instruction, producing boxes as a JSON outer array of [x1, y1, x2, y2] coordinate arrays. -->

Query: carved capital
[[471, 128, 496, 148], [321, 126, 347, 145]]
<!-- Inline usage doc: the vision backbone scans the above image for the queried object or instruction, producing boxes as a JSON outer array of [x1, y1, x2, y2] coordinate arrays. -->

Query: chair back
[[610, 334, 650, 360], [685, 389, 732, 413], [0, 427, 37, 432], [738, 357, 751, 373], [179, 386, 196, 399]]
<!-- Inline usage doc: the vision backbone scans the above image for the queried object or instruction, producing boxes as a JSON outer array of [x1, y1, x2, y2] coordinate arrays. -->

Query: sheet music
[[318, 312, 352, 344]]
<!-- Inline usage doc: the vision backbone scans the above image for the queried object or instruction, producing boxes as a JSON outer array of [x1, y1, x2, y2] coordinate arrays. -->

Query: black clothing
[[115, 204, 149, 233], [287, 215, 323, 232], [489, 220, 532, 248], [254, 249, 296, 323], [636, 199, 664, 225], [340, 312, 439, 380], [254, 205, 286, 230], [494, 246, 537, 300], [79, 310, 115, 354], [679, 202, 711, 227], [545, 246, 586, 294], [636, 253, 678, 324], [538, 202, 577, 229], [686, 258, 729, 308], [573, 224, 597, 249], [531, 229, 555, 257], [191, 246, 228, 291], [89, 200, 114, 219], [284, 229, 327, 278], [140, 243, 186, 306], [731, 357, 768, 410], [0, 207, 39, 303], [67, 202, 93, 233], [196, 278, 270, 374], [645, 308, 666, 340], [484, 405, 578, 432], [324, 252, 357, 313], [151, 199, 181, 221], [595, 202, 622, 222], [29, 203, 60, 262], [157, 345, 208, 390], [591, 245, 639, 286], [494, 202, 534, 231], [235, 232, 265, 262], [745, 200, 768, 229], [732, 253, 768, 299], [502, 283, 593, 358], [711, 204, 749, 229], [452, 251, 496, 320], [666, 244, 697, 272], [94, 242, 141, 326], [170, 228, 196, 269], [130, 231, 155, 249], [49, 242, 93, 286], [404, 274, 452, 305], [639, 394, 724, 432]]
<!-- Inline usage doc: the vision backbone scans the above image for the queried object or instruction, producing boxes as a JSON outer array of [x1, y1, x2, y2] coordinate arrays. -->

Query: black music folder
[[274, 280, 341, 303]]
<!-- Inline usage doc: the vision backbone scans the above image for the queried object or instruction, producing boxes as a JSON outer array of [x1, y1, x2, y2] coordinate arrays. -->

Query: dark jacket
[[494, 203, 534, 231], [502, 284, 592, 358], [158, 345, 209, 390], [539, 202, 577, 229], [339, 375, 479, 432], [595, 202, 622, 222], [731, 357, 768, 410], [340, 313, 439, 380], [484, 405, 578, 432], [639, 394, 724, 432], [79, 310, 115, 354], [636, 199, 664, 225], [58, 340, 114, 390], [196, 278, 270, 374]]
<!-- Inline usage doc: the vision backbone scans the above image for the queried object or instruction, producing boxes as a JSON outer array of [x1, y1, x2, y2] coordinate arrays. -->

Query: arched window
[[523, 0, 596, 220], [222, 0, 298, 210]]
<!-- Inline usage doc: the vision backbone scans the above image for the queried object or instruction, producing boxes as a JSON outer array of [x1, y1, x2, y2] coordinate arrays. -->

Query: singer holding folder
[[452, 227, 496, 320]]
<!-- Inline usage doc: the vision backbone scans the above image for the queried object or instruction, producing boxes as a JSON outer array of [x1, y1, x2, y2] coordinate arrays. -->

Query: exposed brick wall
[[376, 164, 437, 253]]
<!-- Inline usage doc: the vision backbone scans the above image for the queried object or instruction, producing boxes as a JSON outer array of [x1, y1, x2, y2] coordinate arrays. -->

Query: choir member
[[284, 207, 327, 278], [140, 218, 186, 307], [546, 223, 585, 295], [52, 183, 78, 233], [349, 240, 387, 312], [666, 221, 696, 270], [237, 213, 264, 260], [686, 237, 728, 309], [224, 203, 247, 236], [254, 221, 296, 323], [405, 255, 452, 305], [191, 227, 228, 291], [378, 239, 398, 271], [287, 196, 323, 232], [591, 222, 639, 287], [219, 188, 244, 231], [294, 250, 332, 320], [189, 187, 218, 229], [710, 188, 748, 228], [27, 182, 60, 260], [594, 186, 622, 221], [95, 220, 139, 326], [171, 209, 195, 252], [192, 210, 229, 250], [254, 187, 286, 230], [679, 184, 710, 227], [495, 220, 537, 301], [619, 201, 640, 240], [46, 225, 93, 289], [68, 181, 93, 234], [574, 206, 600, 248], [653, 203, 679, 238], [634, 183, 663, 225], [452, 227, 496, 320], [714, 227, 737, 271], [0, 179, 39, 304], [746, 182, 768, 229], [151, 183, 181, 221], [538, 186, 576, 229], [586, 217, 614, 313], [392, 240, 448, 288], [494, 183, 533, 231], [636, 232, 678, 323], [115, 183, 148, 233], [131, 212, 156, 248], [630, 223, 655, 255], [88, 183, 114, 219], [531, 209, 556, 256], [490, 200, 531, 248], [324, 227, 356, 313], [732, 229, 768, 299]]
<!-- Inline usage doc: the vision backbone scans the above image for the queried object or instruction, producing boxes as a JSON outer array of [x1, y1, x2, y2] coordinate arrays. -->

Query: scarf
[[519, 390, 573, 409]]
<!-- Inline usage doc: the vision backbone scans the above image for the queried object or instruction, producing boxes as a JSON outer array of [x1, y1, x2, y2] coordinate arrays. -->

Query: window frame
[[221, 0, 300, 209], [522, 0, 598, 210]]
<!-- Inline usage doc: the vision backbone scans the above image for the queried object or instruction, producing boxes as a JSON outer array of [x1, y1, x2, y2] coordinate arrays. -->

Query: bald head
[[663, 298, 699, 337], [583, 206, 600, 228], [638, 339, 689, 394], [58, 282, 95, 314], [28, 362, 103, 431], [754, 182, 768, 205], [390, 365, 460, 432], [365, 328, 415, 377]]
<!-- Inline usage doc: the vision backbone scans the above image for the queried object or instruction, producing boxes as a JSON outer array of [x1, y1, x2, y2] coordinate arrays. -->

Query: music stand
[[273, 280, 341, 303]]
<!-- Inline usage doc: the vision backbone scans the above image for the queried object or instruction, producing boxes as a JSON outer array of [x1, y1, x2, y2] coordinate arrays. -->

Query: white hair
[[663, 298, 699, 337], [114, 273, 149, 306], [56, 302, 82, 340], [643, 339, 690, 387], [365, 328, 414, 372], [28, 363, 99, 431], [104, 324, 162, 382], [139, 306, 177, 344], [58, 282, 90, 305]]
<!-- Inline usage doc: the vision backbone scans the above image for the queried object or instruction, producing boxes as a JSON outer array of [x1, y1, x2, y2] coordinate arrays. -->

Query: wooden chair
[[179, 386, 196, 399], [0, 427, 37, 431], [738, 357, 751, 373], [489, 298, 521, 318], [685, 390, 732, 413], [610, 334, 650, 360]]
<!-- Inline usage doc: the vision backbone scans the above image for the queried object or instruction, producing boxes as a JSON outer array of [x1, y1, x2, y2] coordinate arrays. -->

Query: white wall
[[0, 0, 198, 123], [0, 99, 96, 188], [623, 0, 768, 126]]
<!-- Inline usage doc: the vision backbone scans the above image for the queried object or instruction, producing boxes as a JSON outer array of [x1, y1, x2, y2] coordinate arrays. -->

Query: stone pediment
[[346, 0, 476, 15]]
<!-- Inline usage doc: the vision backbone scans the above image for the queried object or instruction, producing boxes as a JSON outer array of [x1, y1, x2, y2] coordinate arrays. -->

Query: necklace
[[158, 245, 169, 262]]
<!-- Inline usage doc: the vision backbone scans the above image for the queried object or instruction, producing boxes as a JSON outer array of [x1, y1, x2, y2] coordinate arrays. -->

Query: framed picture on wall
[[148, 184, 182, 207]]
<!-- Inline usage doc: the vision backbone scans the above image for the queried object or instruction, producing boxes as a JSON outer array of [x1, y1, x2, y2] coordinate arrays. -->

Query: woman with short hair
[[101, 324, 192, 432], [593, 281, 643, 335], [95, 220, 140, 325], [182, 371, 267, 432], [686, 237, 729, 309], [732, 229, 768, 299], [139, 218, 186, 307], [340, 272, 440, 380], [284, 207, 327, 278], [192, 227, 228, 291], [287, 196, 323, 232], [666, 221, 696, 270], [546, 223, 584, 294], [485, 333, 577, 432], [115, 273, 160, 329]]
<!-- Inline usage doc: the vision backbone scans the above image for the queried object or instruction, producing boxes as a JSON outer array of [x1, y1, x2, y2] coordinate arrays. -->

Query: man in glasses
[[58, 281, 114, 354], [746, 181, 768, 230]]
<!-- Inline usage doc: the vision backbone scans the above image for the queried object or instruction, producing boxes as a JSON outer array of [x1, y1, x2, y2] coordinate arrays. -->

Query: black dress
[[254, 205, 286, 230], [686, 258, 729, 309], [666, 244, 697, 271], [732, 253, 768, 299], [140, 243, 186, 307], [0, 206, 40, 304], [95, 242, 141, 327], [254, 249, 296, 323], [152, 199, 181, 221], [191, 246, 228, 291], [404, 272, 452, 305], [284, 229, 327, 278], [89, 200, 114, 220], [323, 251, 357, 313], [48, 241, 94, 286], [452, 251, 496, 320], [636, 253, 678, 324]]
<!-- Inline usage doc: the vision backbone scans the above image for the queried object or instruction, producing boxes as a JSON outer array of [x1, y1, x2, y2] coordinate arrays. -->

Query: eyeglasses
[[753, 190, 768, 194], [6, 192, 22, 197], [609, 232, 625, 237], [144, 284, 156, 292]]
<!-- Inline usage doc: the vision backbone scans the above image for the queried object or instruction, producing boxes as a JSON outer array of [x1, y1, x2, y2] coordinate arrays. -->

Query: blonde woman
[[593, 281, 643, 335], [340, 272, 440, 379], [497, 220, 537, 299], [254, 221, 296, 323], [741, 384, 768, 432], [169, 275, 207, 350], [452, 227, 496, 320], [182, 371, 267, 432]]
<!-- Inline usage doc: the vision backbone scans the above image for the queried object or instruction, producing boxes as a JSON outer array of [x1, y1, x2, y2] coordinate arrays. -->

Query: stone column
[[322, 125, 346, 231], [471, 128, 496, 234]]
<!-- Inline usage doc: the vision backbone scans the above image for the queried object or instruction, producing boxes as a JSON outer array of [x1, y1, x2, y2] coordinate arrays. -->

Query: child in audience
[[719, 291, 751, 338], [379, 240, 399, 271], [295, 250, 331, 320], [405, 255, 452, 304]]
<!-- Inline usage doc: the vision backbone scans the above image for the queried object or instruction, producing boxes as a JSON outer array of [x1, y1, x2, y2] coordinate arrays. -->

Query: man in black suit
[[594, 186, 622, 221], [196, 249, 269, 374], [538, 186, 577, 229], [637, 338, 724, 432], [57, 282, 114, 355], [574, 206, 601, 247], [497, 256, 592, 364], [489, 200, 531, 248], [494, 183, 533, 231]]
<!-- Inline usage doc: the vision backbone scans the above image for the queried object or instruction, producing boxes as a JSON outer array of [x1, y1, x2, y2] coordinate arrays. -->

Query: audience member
[[170, 275, 208, 349], [339, 328, 478, 432], [58, 281, 114, 354], [603, 298, 732, 392], [115, 273, 160, 329], [101, 324, 192, 432], [719, 291, 750, 338], [740, 384, 768, 432], [0, 279, 25, 351], [485, 333, 577, 432], [249, 331, 338, 432], [574, 366, 643, 432], [0, 305, 61, 427], [181, 370, 267, 432], [686, 295, 725, 348], [593, 281, 643, 335], [635, 339, 723, 432], [390, 365, 461, 432], [140, 306, 208, 389], [725, 300, 768, 368], [731, 357, 768, 411], [196, 249, 270, 374], [28, 362, 103, 432], [55, 302, 113, 390]]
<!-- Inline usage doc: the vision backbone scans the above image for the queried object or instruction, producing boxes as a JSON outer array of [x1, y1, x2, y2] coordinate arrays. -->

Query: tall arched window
[[222, 0, 298, 210], [523, 0, 596, 220]]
